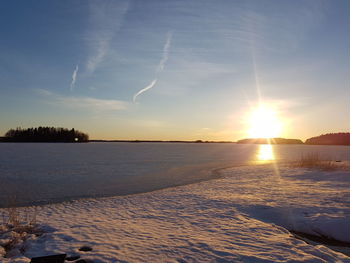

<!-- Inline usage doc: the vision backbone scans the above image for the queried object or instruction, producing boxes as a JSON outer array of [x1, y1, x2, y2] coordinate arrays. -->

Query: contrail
[[133, 32, 172, 103], [86, 1, 129, 73], [157, 32, 172, 73], [133, 79, 157, 103], [70, 65, 79, 91]]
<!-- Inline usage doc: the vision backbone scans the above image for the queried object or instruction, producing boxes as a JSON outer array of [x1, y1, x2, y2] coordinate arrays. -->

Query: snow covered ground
[[1, 163, 350, 262]]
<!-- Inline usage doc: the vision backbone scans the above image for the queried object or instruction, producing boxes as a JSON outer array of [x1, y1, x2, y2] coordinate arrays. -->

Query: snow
[[230, 166, 350, 243], [1, 163, 350, 262]]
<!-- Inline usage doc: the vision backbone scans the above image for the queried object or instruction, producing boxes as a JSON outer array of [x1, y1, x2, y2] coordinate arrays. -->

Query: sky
[[1, 0, 350, 141]]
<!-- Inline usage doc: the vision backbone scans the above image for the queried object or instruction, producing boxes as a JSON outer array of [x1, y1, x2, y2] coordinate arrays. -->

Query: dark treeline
[[237, 138, 303, 144], [3, 127, 89, 142], [90, 139, 234, 143], [305, 133, 350, 145]]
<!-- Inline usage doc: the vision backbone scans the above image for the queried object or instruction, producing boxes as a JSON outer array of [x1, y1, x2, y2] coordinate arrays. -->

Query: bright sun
[[247, 104, 282, 139]]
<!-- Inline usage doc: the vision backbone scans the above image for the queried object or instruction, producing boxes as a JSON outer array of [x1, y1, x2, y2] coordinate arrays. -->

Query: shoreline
[[1, 159, 345, 209], [1, 157, 348, 209]]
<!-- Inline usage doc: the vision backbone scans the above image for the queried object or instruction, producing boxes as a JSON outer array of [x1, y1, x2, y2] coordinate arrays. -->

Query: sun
[[247, 104, 282, 139]]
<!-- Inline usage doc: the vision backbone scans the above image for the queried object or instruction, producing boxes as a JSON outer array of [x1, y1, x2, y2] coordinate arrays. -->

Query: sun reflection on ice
[[257, 144, 274, 161]]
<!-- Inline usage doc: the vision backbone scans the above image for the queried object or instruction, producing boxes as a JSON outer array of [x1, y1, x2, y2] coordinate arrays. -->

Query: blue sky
[[1, 0, 350, 140]]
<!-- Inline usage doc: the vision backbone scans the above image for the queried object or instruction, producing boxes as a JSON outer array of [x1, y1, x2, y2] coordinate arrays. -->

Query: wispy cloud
[[133, 79, 157, 103], [70, 65, 79, 91], [36, 89, 128, 111], [157, 31, 172, 73], [86, 0, 129, 73], [133, 32, 173, 103], [86, 37, 109, 73]]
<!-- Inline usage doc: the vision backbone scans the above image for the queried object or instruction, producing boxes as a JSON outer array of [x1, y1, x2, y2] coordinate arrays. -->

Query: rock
[[79, 246, 92, 252], [30, 254, 66, 263]]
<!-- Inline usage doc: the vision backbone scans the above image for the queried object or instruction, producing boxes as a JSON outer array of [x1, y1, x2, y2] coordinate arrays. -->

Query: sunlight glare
[[247, 104, 282, 139], [257, 144, 274, 161]]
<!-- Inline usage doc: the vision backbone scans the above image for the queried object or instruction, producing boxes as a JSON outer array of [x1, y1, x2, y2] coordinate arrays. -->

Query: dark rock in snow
[[30, 254, 66, 263], [79, 246, 93, 252]]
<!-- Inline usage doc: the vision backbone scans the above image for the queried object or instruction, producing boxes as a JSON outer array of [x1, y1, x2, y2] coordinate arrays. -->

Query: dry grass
[[293, 153, 339, 171], [1, 197, 38, 228], [0, 198, 42, 258]]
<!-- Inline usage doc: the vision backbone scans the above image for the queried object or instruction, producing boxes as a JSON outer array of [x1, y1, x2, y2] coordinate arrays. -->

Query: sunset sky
[[1, 0, 350, 141]]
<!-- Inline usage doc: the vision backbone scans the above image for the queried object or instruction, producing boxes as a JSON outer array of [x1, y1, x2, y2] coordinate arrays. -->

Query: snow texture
[[1, 164, 350, 262]]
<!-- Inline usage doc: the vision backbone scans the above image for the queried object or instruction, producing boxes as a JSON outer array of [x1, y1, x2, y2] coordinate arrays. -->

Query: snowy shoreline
[[1, 163, 350, 262]]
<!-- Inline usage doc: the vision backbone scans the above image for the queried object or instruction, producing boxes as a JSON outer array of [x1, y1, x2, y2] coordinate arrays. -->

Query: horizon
[[2, 126, 349, 143], [1, 1, 350, 141]]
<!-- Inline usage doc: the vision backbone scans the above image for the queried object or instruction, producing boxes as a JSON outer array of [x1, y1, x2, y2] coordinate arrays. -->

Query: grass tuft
[[0, 198, 42, 258], [293, 153, 338, 171]]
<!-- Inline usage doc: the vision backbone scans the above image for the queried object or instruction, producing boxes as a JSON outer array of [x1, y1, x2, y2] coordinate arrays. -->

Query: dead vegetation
[[293, 153, 341, 171], [0, 199, 43, 258]]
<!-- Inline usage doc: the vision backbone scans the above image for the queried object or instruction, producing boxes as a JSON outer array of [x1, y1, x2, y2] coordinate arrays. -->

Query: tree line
[[2, 127, 89, 142], [237, 138, 303, 144], [236, 133, 350, 145], [305, 133, 350, 145]]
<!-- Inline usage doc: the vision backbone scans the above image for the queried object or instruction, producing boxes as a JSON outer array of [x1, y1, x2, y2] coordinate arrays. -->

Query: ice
[[2, 143, 350, 207]]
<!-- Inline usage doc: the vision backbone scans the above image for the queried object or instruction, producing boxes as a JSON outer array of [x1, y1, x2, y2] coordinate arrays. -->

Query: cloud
[[133, 79, 157, 103], [86, 37, 109, 73], [70, 65, 79, 91], [86, 0, 129, 73], [36, 89, 128, 111], [133, 32, 173, 102], [157, 31, 172, 73]]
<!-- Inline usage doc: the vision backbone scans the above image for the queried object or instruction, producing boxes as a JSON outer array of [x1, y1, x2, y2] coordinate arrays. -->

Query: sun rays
[[247, 103, 282, 139]]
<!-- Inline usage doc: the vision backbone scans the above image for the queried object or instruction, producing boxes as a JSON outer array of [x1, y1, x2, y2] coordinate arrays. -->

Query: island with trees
[[1, 127, 89, 142], [237, 138, 304, 144], [305, 133, 350, 145]]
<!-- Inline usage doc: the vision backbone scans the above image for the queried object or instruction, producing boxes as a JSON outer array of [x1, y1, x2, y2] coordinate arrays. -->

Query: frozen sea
[[1, 142, 350, 207]]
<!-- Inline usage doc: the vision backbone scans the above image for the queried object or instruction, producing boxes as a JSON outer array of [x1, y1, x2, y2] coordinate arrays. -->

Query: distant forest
[[237, 138, 303, 144], [2, 127, 89, 142], [305, 133, 350, 145]]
